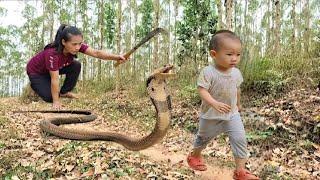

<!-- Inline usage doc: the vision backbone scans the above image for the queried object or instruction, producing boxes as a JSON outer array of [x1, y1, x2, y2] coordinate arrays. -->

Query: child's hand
[[212, 101, 231, 113]]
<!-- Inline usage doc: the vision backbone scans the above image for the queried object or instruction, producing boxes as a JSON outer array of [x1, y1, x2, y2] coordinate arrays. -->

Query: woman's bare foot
[[60, 92, 79, 99]]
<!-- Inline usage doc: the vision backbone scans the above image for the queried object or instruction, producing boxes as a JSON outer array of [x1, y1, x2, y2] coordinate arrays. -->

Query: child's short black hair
[[209, 30, 241, 51]]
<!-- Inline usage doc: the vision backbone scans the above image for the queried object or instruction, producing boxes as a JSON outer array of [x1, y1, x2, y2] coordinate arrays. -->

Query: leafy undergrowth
[[0, 87, 319, 179]]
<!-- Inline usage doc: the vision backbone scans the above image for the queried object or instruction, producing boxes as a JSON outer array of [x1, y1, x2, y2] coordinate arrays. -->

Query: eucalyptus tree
[[176, 0, 217, 78], [78, 0, 92, 82], [21, 4, 44, 57], [291, 0, 297, 54], [215, 0, 224, 29], [58, 0, 74, 24], [153, 0, 160, 69], [96, 0, 116, 81], [1, 25, 25, 96], [302, 0, 310, 55], [135, 0, 154, 79], [161, 0, 173, 65], [115, 0, 123, 91], [225, 0, 233, 30], [41, 0, 57, 47], [273, 0, 281, 56]]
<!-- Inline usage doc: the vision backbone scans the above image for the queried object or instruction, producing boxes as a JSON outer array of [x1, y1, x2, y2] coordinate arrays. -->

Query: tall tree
[[225, 0, 233, 30], [273, 0, 281, 56], [79, 0, 89, 82], [177, 0, 217, 77], [291, 0, 297, 54], [98, 0, 105, 81], [153, 0, 160, 69], [115, 0, 122, 91], [302, 0, 310, 55], [215, 0, 224, 29]]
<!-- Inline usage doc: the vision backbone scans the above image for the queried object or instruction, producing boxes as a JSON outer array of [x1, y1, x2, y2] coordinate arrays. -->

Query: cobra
[[30, 64, 174, 151]]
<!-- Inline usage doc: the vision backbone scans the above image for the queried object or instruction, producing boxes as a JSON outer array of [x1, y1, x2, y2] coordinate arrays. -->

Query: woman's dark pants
[[28, 61, 81, 102]]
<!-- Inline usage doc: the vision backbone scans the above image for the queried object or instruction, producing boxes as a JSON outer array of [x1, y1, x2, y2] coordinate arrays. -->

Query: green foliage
[[1, 165, 53, 179], [299, 140, 315, 152], [242, 58, 288, 96], [21, 4, 44, 55], [136, 0, 154, 39], [0, 115, 8, 126], [311, 19, 320, 57], [259, 164, 293, 180], [176, 0, 217, 66], [80, 78, 116, 95], [132, 81, 147, 98], [246, 130, 274, 143], [177, 83, 200, 106], [0, 141, 5, 149], [0, 151, 40, 178], [56, 141, 87, 157], [259, 164, 281, 180], [103, 2, 116, 49], [0, 6, 7, 17], [58, 0, 73, 24], [184, 119, 197, 133]]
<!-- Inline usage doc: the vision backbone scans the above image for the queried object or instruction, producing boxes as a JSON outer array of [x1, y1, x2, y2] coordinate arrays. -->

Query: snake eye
[[151, 88, 155, 91]]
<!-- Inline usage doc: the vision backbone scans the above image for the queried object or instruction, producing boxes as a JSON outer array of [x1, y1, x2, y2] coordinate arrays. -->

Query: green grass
[[241, 56, 320, 97], [246, 130, 274, 143]]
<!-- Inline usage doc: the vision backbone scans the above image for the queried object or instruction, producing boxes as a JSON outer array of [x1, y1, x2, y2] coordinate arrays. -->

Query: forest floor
[[0, 86, 319, 179]]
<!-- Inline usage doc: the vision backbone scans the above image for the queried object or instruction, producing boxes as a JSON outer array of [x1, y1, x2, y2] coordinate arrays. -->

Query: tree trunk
[[116, 0, 122, 92], [216, 0, 224, 29], [132, 0, 138, 81], [291, 0, 297, 55], [273, 0, 281, 56], [173, 0, 178, 65], [98, 0, 104, 81], [303, 0, 310, 55], [80, 0, 88, 83], [153, 0, 160, 69], [225, 0, 233, 30]]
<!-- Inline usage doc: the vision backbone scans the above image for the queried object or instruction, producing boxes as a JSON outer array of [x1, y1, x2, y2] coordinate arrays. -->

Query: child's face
[[210, 38, 242, 70]]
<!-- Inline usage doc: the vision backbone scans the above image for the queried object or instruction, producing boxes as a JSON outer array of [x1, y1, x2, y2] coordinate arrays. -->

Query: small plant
[[246, 130, 274, 143], [184, 119, 197, 133], [0, 115, 8, 126], [132, 82, 147, 98], [178, 84, 201, 106], [0, 141, 5, 149], [259, 164, 280, 179]]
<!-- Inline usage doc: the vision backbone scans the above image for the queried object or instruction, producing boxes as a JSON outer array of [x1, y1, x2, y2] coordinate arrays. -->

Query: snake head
[[146, 64, 175, 101], [151, 64, 175, 79], [147, 64, 175, 86]]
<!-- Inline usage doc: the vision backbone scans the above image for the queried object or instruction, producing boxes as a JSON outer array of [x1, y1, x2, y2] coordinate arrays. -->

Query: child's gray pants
[[193, 113, 248, 158]]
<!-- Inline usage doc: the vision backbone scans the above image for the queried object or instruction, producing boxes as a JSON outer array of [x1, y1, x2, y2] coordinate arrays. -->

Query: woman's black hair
[[44, 24, 82, 53]]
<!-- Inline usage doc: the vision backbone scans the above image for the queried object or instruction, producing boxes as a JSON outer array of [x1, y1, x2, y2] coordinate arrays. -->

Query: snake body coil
[[37, 65, 174, 151]]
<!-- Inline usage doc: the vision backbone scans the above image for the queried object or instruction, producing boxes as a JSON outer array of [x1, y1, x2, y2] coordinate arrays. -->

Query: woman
[[26, 24, 128, 109]]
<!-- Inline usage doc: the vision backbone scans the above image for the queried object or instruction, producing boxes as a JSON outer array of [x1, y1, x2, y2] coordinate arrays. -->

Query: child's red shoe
[[187, 154, 207, 171], [233, 169, 259, 180]]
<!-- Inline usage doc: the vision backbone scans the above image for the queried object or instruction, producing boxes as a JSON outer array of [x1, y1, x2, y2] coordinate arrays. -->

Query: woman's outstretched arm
[[83, 47, 127, 63]]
